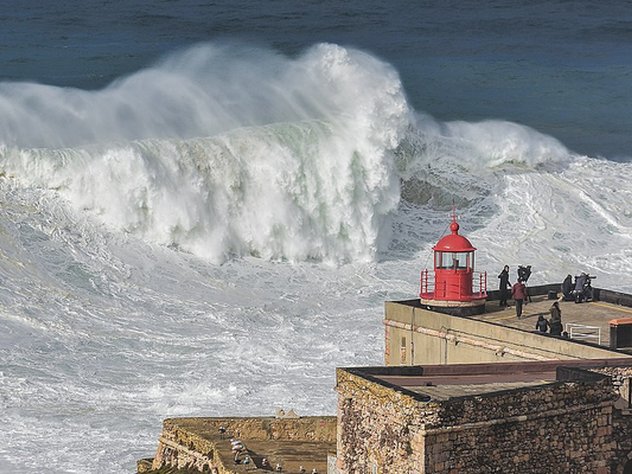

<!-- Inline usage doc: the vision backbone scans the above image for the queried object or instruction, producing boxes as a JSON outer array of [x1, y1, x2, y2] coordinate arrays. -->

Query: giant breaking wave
[[0, 43, 411, 263]]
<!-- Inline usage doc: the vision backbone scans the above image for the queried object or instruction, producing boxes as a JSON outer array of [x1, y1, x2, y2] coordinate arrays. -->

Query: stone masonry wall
[[611, 406, 632, 474], [423, 379, 617, 473], [336, 369, 441, 473], [433, 377, 616, 429], [152, 423, 222, 473], [591, 367, 632, 473], [336, 368, 625, 474], [164, 416, 337, 442]]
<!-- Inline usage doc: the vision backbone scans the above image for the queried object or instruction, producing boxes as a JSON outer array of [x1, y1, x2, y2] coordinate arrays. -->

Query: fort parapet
[[336, 360, 632, 473], [139, 416, 336, 474]]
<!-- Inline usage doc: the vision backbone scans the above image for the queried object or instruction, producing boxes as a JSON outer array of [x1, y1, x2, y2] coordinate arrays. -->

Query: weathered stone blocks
[[336, 365, 632, 473]]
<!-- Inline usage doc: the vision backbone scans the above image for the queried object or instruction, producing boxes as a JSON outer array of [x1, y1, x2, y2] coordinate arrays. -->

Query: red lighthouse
[[419, 213, 487, 315]]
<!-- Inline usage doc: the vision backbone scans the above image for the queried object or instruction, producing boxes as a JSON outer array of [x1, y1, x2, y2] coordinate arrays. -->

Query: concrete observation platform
[[476, 289, 632, 350], [384, 284, 632, 368]]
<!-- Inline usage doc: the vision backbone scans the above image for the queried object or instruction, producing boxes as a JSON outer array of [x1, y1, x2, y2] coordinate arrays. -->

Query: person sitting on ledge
[[231, 440, 243, 452], [536, 314, 550, 333]]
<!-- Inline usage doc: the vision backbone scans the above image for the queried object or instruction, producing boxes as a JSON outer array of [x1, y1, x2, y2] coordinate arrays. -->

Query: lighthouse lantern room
[[420, 213, 487, 316]]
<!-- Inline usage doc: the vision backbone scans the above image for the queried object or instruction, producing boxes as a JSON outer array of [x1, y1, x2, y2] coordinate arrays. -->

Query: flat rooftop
[[395, 285, 632, 351], [348, 358, 632, 402], [474, 292, 632, 349]]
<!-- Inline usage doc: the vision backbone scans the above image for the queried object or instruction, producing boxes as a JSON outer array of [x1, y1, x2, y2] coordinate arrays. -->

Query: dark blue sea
[[1, 2, 632, 473], [2, 0, 631, 159]]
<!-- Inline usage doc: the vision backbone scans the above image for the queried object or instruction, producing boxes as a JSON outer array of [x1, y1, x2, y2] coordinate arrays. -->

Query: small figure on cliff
[[498, 265, 511, 308], [262, 458, 270, 468], [535, 314, 550, 333], [219, 426, 227, 439], [549, 301, 563, 336], [299, 467, 306, 474], [275, 463, 282, 471], [511, 279, 527, 319], [231, 439, 244, 454]]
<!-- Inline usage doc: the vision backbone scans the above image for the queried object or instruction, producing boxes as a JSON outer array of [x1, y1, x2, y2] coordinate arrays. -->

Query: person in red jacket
[[512, 279, 528, 319]]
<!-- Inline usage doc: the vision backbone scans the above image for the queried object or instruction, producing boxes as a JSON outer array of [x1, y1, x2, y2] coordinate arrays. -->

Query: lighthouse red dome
[[433, 221, 476, 252]]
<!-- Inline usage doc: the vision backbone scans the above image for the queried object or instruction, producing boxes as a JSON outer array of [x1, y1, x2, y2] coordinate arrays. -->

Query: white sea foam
[[1, 43, 632, 473], [0, 43, 409, 264]]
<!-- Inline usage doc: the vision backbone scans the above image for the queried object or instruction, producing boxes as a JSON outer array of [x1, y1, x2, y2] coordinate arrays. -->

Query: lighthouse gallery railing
[[419, 269, 488, 301]]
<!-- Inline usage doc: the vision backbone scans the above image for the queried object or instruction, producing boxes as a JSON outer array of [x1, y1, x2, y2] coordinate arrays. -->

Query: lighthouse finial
[[450, 205, 459, 234]]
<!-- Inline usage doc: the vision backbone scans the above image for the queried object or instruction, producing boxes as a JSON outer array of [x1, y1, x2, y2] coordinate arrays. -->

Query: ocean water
[[0, 1, 631, 472]]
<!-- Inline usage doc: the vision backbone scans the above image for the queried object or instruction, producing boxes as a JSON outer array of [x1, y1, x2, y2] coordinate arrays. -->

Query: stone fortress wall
[[335, 363, 632, 474]]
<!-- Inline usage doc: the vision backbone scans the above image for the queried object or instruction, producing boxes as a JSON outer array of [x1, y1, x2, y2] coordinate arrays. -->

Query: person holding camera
[[518, 265, 533, 302]]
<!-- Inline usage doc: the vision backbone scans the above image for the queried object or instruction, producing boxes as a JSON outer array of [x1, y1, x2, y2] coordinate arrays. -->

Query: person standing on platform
[[498, 265, 511, 308], [512, 279, 527, 319], [517, 265, 533, 302], [561, 274, 574, 301], [549, 301, 563, 336]]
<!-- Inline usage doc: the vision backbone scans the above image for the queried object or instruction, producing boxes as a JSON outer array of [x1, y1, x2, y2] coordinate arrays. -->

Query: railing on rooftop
[[565, 323, 602, 346]]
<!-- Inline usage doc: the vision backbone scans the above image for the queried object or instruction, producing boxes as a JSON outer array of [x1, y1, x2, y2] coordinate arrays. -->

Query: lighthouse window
[[436, 252, 472, 269]]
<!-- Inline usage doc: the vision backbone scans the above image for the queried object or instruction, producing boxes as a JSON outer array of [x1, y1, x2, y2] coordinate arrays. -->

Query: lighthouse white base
[[419, 297, 486, 316]]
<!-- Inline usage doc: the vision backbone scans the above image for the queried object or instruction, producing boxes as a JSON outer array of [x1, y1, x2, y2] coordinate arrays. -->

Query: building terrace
[[384, 284, 632, 367], [478, 284, 632, 349]]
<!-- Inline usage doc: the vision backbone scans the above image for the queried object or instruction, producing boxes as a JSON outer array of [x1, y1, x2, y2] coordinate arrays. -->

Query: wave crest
[[0, 43, 411, 263]]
